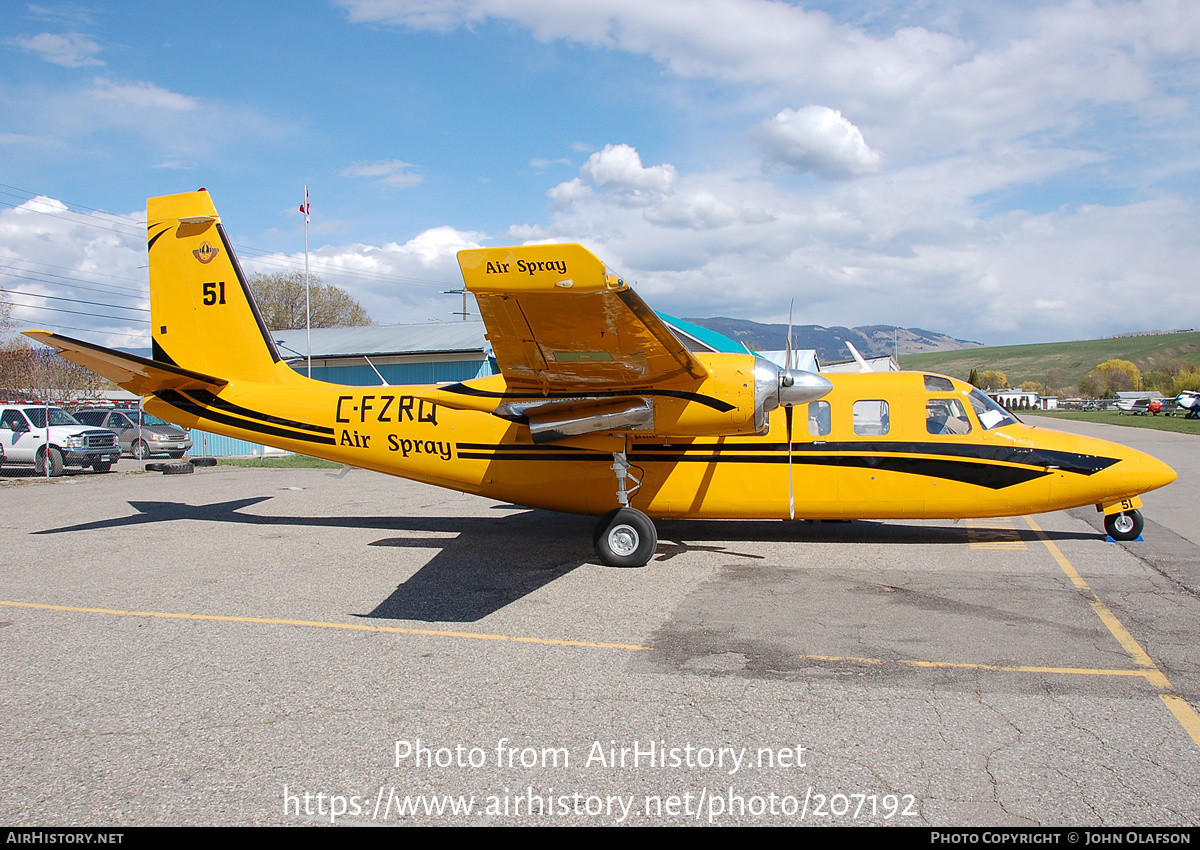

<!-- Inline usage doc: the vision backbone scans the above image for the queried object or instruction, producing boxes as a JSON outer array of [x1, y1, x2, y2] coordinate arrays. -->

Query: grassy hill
[[898, 331, 1200, 389]]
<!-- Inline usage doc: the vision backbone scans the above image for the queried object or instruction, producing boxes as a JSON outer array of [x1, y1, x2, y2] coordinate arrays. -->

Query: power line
[[0, 286, 148, 313], [0, 181, 459, 290], [0, 266, 148, 301]]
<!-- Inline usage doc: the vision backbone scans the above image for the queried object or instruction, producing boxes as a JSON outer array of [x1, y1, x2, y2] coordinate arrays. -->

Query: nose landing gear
[[1104, 509, 1144, 542]]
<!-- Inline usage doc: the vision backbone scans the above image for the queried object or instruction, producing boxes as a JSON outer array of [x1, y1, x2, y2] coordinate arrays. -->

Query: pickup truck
[[0, 405, 120, 475]]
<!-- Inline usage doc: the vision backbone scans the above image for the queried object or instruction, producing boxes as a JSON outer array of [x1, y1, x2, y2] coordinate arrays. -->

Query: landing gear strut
[[593, 451, 657, 567]]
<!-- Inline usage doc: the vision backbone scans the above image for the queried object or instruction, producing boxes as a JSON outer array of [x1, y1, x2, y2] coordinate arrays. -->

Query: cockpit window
[[808, 400, 831, 437], [926, 397, 972, 435], [853, 400, 890, 436], [923, 375, 955, 392], [967, 389, 1020, 430]]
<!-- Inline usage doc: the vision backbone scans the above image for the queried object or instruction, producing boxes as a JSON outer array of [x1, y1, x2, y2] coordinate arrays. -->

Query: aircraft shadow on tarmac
[[33, 498, 1101, 623]]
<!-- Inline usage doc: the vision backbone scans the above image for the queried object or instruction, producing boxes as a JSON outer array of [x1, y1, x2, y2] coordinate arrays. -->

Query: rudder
[[147, 190, 288, 384]]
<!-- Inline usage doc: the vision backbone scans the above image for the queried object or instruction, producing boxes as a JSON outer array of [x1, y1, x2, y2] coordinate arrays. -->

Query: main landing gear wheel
[[1105, 509, 1144, 542], [593, 507, 657, 568]]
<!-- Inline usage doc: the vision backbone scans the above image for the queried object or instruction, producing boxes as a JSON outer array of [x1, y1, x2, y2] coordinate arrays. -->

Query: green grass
[[217, 455, 344, 468], [1024, 410, 1200, 435], [899, 331, 1200, 389]]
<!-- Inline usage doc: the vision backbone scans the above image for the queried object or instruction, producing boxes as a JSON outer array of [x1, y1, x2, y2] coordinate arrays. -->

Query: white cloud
[[10, 32, 104, 67], [89, 78, 196, 111], [753, 106, 883, 180], [0, 196, 150, 348], [546, 177, 592, 209], [528, 149, 1200, 343], [341, 159, 424, 188], [339, 0, 1200, 158], [241, 226, 486, 325], [578, 144, 677, 202]]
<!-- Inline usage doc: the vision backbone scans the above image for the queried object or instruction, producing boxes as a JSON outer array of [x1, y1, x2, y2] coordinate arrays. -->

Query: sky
[[2, 0, 1199, 350]]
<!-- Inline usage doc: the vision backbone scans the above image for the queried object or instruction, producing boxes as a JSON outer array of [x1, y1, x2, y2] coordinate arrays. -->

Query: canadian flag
[[299, 186, 310, 218]]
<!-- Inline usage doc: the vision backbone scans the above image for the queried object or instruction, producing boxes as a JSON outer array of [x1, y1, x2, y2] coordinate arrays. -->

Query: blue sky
[[3, 0, 1199, 348]]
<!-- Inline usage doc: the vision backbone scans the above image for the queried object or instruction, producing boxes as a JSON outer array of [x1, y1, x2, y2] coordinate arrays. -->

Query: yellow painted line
[[967, 517, 1028, 550], [1024, 515, 1200, 750], [1023, 516, 1164, 682], [797, 654, 1158, 682], [801, 654, 885, 665], [0, 600, 650, 652], [898, 659, 1159, 680], [1161, 695, 1200, 749]]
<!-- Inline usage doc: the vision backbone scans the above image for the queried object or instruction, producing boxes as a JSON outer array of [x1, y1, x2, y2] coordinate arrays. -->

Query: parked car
[[73, 407, 192, 459], [0, 405, 120, 475]]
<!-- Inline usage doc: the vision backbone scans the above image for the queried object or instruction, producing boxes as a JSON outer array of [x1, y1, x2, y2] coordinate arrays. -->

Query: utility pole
[[442, 288, 473, 320]]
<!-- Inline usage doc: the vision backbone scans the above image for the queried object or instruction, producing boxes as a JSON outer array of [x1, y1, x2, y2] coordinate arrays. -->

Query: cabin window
[[926, 397, 972, 435], [968, 389, 1020, 430], [923, 375, 955, 392], [853, 400, 890, 436], [808, 400, 831, 437]]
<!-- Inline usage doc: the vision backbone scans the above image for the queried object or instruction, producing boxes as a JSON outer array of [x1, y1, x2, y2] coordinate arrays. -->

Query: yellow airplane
[[27, 191, 1177, 566]]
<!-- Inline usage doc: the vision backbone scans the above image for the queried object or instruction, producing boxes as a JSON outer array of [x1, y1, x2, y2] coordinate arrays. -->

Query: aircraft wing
[[23, 330, 228, 395], [457, 244, 708, 393]]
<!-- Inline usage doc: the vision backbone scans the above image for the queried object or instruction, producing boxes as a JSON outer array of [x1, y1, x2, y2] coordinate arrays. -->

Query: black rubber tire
[[132, 439, 149, 460], [161, 462, 194, 475], [189, 457, 217, 467], [144, 462, 165, 472], [593, 507, 657, 567], [92, 462, 112, 473], [1105, 509, 1143, 541], [36, 447, 64, 477]]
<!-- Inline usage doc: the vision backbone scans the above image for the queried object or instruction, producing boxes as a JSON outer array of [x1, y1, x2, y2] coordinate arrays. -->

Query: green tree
[[248, 272, 371, 330], [968, 368, 979, 387], [1173, 368, 1200, 395], [978, 369, 1008, 390], [1090, 359, 1141, 395]]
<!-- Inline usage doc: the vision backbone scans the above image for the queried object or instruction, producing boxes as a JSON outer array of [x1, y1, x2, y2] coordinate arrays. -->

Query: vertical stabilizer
[[147, 191, 286, 384]]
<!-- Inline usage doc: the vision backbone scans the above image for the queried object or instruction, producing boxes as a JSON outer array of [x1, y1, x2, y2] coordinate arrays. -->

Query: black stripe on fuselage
[[456, 439, 1114, 474], [182, 389, 335, 436], [439, 382, 737, 413], [627, 440, 1119, 475], [453, 439, 1114, 490], [155, 390, 336, 446]]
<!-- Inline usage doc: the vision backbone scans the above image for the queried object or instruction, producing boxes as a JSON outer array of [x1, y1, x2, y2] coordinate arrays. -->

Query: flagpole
[[303, 185, 311, 378]]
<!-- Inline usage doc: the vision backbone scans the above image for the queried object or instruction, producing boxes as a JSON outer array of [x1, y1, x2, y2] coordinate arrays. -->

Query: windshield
[[25, 408, 82, 428], [967, 389, 1021, 430]]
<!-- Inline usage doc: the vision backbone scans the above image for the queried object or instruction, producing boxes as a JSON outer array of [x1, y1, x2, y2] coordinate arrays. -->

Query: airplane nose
[[1099, 444, 1177, 498], [1130, 450, 1177, 493]]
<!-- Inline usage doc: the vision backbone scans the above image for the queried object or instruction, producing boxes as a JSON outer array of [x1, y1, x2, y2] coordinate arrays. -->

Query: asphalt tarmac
[[1, 422, 1197, 826]]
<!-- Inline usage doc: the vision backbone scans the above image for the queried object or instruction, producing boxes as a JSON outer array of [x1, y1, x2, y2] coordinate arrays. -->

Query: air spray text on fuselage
[[334, 394, 453, 460]]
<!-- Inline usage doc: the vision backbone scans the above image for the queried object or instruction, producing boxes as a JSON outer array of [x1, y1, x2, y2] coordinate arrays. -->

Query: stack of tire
[[145, 457, 218, 474]]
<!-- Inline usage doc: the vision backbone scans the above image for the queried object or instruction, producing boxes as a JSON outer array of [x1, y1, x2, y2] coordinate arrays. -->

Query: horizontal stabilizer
[[24, 330, 227, 396]]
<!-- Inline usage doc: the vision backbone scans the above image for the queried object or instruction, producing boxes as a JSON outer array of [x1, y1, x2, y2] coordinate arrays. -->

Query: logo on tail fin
[[193, 241, 220, 264]]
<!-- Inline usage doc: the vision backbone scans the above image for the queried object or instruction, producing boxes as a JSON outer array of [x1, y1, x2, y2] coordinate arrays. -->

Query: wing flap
[[24, 330, 228, 395], [458, 244, 707, 392]]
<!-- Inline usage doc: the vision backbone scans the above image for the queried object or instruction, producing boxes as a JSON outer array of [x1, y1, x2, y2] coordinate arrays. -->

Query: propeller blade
[[785, 404, 795, 520], [786, 299, 795, 371], [846, 341, 871, 373]]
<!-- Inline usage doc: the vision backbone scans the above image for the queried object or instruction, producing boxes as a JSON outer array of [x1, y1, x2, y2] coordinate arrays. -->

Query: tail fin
[[147, 191, 286, 384]]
